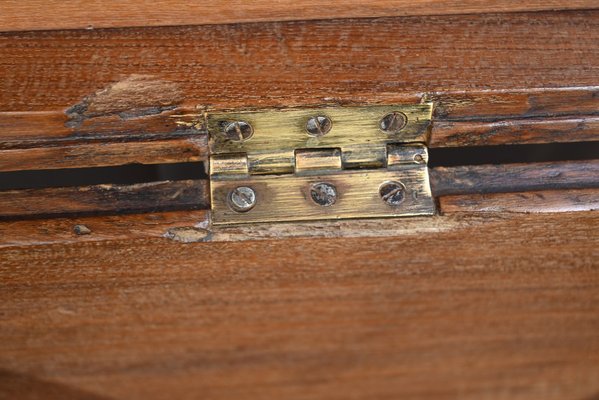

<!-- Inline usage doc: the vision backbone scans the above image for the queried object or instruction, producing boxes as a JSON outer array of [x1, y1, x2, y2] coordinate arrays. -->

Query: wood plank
[[0, 0, 596, 32], [0, 211, 597, 399], [1, 12, 597, 112], [0, 13, 597, 150], [438, 188, 599, 214], [0, 137, 207, 172], [429, 160, 599, 196], [0, 210, 209, 248], [430, 115, 599, 147], [0, 180, 208, 218], [1, 87, 598, 149]]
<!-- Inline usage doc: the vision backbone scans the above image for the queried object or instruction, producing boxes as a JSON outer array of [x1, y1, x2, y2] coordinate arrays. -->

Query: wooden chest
[[1, 2, 598, 399]]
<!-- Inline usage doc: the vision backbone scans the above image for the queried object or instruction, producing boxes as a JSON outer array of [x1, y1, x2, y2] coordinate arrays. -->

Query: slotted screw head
[[310, 182, 337, 206], [379, 181, 406, 206], [379, 112, 408, 134], [223, 120, 253, 141], [228, 186, 256, 212], [306, 115, 332, 137]]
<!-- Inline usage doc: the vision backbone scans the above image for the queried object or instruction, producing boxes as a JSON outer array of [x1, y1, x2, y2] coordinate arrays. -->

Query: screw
[[379, 181, 406, 206], [310, 182, 337, 206], [306, 115, 332, 137], [228, 186, 256, 212], [223, 120, 253, 141], [413, 153, 425, 163], [379, 112, 408, 134]]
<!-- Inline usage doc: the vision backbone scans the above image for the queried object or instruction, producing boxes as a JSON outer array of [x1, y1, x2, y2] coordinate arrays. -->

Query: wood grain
[[0, 210, 209, 248], [438, 188, 599, 214], [430, 115, 599, 147], [1, 12, 597, 112], [0, 180, 208, 218], [0, 12, 597, 158], [0, 138, 207, 172], [429, 160, 599, 196], [0, 0, 596, 32], [0, 211, 598, 399]]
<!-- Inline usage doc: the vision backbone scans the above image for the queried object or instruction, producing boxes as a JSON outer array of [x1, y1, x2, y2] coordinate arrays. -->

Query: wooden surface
[[1, 211, 598, 399], [2, 12, 596, 111], [439, 188, 599, 213], [0, 0, 596, 32], [429, 160, 599, 196], [0, 180, 208, 218], [1, 11, 597, 172]]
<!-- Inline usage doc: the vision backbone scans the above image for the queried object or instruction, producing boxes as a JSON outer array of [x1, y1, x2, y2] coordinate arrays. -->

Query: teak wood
[[0, 0, 596, 32], [1, 4, 599, 399], [1, 212, 598, 399]]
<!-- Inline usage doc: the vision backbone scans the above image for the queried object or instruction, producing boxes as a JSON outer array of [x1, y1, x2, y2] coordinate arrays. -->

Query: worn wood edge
[[0, 137, 207, 172], [430, 115, 599, 147], [4, 208, 599, 248], [429, 160, 599, 196], [0, 210, 209, 248], [1, 87, 597, 151], [0, 180, 209, 218], [1, 0, 597, 33], [0, 211, 495, 248], [438, 188, 599, 214]]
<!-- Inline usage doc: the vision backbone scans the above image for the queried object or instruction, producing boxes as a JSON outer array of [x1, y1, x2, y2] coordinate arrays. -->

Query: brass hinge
[[207, 104, 435, 225]]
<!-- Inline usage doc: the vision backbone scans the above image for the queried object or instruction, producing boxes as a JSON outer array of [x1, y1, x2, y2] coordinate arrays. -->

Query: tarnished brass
[[208, 104, 435, 225], [208, 104, 433, 174]]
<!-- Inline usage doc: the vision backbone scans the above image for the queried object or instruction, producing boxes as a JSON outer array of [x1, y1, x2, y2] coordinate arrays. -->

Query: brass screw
[[379, 112, 408, 134], [228, 186, 256, 212], [306, 115, 332, 137], [223, 120, 253, 141], [379, 181, 406, 206], [310, 182, 337, 206]]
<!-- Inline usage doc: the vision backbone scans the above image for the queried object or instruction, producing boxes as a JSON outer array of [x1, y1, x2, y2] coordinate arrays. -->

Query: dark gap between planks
[[1, 142, 598, 191], [427, 141, 599, 168], [0, 162, 207, 191]]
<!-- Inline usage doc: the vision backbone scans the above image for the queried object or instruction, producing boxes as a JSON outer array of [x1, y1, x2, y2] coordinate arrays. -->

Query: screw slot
[[228, 186, 256, 212], [379, 112, 408, 134], [379, 181, 406, 207], [310, 182, 337, 206], [223, 120, 254, 141], [306, 115, 332, 137]]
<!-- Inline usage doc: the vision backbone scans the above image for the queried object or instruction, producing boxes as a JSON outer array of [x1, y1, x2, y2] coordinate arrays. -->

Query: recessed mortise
[[379, 181, 406, 206], [310, 182, 337, 206], [223, 120, 254, 141], [228, 186, 256, 212], [379, 112, 407, 134], [306, 115, 332, 137]]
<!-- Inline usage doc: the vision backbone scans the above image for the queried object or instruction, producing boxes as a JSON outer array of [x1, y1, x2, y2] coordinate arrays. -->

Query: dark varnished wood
[[0, 138, 206, 172], [0, 180, 208, 218], [0, 211, 597, 399], [429, 160, 599, 196]]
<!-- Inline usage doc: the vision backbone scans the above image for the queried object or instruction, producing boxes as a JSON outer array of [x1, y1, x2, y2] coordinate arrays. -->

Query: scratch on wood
[[164, 227, 211, 243], [65, 75, 184, 128]]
